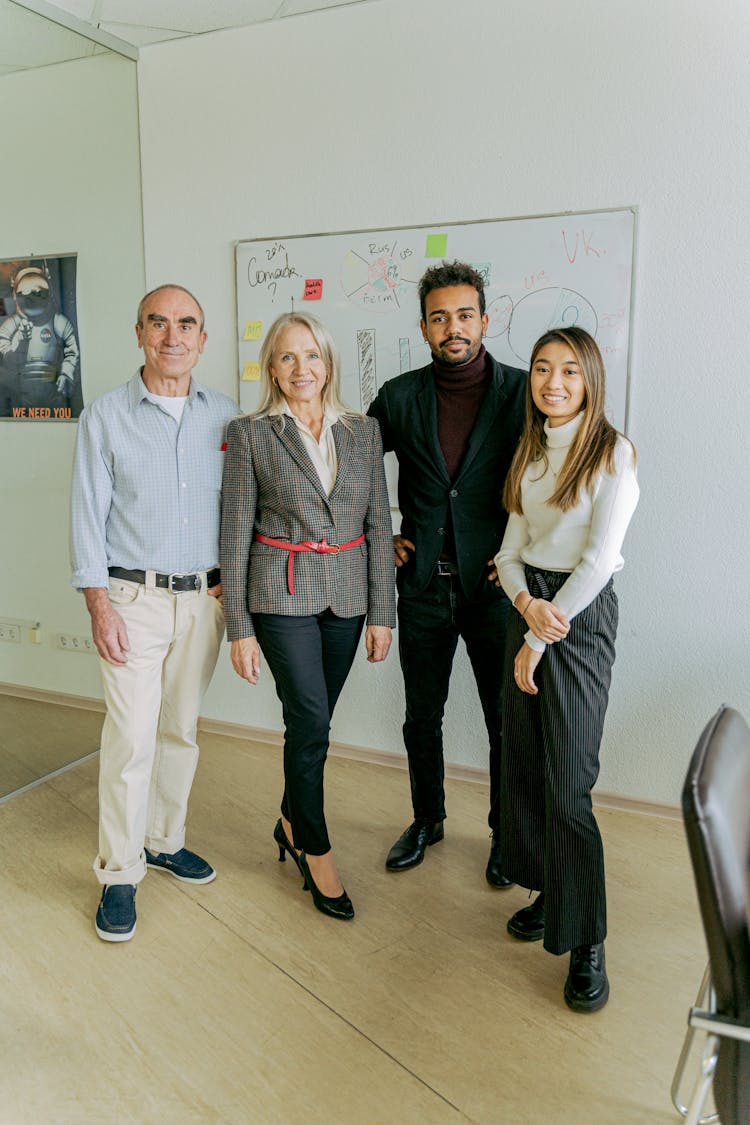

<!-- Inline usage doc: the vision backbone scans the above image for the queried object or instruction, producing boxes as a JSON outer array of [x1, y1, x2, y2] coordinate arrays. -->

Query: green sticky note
[[426, 233, 448, 258]]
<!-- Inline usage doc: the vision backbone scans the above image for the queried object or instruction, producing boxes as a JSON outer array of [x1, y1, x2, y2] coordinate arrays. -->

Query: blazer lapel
[[329, 421, 353, 502], [416, 369, 451, 483], [272, 416, 330, 505]]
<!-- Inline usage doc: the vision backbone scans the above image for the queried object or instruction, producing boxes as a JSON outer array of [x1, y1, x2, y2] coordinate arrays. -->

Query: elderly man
[[70, 284, 237, 941], [368, 261, 526, 883]]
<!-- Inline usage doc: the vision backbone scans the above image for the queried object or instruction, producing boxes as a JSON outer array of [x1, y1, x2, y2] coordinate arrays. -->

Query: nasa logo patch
[[40, 327, 53, 343]]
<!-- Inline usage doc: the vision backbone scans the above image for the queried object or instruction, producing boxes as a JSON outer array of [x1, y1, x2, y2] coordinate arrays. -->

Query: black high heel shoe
[[298, 852, 355, 921], [273, 818, 308, 889]]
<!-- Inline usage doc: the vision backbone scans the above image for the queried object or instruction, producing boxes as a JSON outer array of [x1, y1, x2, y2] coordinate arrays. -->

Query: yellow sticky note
[[243, 320, 263, 341], [242, 361, 261, 381], [426, 233, 448, 258]]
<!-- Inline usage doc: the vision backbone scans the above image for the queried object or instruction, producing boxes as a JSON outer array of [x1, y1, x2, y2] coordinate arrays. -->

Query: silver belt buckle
[[168, 572, 200, 592]]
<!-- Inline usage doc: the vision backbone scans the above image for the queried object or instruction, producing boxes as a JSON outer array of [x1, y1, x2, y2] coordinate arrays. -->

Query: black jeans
[[253, 609, 365, 855], [397, 570, 510, 832]]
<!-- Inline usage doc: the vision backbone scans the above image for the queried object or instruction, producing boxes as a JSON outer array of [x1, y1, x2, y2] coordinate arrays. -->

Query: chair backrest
[[682, 705, 750, 1123]]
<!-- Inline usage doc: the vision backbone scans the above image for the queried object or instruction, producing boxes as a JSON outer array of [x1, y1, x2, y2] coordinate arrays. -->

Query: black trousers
[[253, 609, 365, 855], [501, 568, 618, 955], [398, 570, 511, 831]]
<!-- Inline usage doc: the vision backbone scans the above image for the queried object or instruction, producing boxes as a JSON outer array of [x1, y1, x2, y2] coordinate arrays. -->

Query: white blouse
[[273, 402, 340, 496], [495, 413, 639, 652]]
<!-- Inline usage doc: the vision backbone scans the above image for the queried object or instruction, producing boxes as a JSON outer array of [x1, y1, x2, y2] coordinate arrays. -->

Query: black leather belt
[[108, 566, 220, 592]]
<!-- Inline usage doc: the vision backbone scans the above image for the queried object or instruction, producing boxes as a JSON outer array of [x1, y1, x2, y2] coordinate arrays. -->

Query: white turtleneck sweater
[[495, 412, 639, 653]]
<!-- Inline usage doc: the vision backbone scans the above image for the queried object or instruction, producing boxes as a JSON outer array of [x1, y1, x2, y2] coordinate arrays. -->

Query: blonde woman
[[495, 326, 638, 1011], [220, 313, 395, 921]]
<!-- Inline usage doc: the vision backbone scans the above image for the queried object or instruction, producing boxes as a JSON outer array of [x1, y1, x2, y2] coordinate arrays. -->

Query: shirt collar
[[272, 399, 340, 433], [128, 368, 207, 410]]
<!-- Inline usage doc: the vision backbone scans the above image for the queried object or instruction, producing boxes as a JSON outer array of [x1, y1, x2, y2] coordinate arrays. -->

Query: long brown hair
[[503, 327, 633, 513]]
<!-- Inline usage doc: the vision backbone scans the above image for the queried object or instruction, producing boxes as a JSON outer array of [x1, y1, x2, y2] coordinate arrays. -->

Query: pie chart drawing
[[341, 249, 413, 311]]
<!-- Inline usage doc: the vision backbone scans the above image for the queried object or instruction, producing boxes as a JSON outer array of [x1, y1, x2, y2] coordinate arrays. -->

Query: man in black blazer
[[368, 261, 526, 883]]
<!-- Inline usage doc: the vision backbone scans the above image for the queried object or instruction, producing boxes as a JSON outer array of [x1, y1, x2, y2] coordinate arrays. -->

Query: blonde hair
[[254, 312, 358, 420], [503, 327, 635, 513]]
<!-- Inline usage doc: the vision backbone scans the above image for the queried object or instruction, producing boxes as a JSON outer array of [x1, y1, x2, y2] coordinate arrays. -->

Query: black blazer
[[368, 354, 526, 602]]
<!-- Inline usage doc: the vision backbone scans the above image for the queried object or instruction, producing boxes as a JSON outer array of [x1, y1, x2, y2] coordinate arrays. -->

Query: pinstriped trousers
[[501, 567, 618, 955]]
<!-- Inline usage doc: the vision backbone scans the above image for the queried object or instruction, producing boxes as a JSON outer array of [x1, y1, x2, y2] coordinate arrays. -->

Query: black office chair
[[671, 705, 750, 1124]]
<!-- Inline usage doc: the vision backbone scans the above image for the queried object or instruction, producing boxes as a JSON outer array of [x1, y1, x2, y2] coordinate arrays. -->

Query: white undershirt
[[273, 402, 340, 495], [495, 412, 639, 652], [146, 391, 187, 424]]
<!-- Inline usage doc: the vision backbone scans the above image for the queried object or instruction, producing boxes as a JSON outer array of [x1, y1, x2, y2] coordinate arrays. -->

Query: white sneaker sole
[[95, 921, 136, 942], [146, 863, 217, 885]]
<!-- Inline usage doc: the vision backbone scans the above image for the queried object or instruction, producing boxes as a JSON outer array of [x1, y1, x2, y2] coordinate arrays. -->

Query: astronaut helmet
[[13, 266, 52, 320]]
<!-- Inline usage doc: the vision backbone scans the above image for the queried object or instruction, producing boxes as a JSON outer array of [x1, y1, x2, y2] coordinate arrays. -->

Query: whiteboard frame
[[234, 204, 638, 433]]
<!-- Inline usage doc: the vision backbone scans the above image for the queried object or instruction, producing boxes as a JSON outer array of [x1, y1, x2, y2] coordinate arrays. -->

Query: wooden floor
[[0, 725, 707, 1124], [0, 694, 102, 798]]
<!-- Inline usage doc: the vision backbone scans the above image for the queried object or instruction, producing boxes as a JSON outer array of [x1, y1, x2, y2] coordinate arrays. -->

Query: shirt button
[[437, 527, 445, 535], [183, 518, 188, 525], [450, 489, 458, 497], [182, 482, 187, 488]]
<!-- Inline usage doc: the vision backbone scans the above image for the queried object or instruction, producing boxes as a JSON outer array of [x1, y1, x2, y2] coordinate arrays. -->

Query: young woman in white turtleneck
[[494, 326, 638, 1013]]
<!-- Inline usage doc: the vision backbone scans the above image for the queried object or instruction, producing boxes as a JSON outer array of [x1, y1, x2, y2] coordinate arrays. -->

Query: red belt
[[254, 533, 365, 595]]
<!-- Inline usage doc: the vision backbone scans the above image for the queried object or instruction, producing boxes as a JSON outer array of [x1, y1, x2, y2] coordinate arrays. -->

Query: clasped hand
[[523, 599, 569, 644], [514, 642, 543, 695]]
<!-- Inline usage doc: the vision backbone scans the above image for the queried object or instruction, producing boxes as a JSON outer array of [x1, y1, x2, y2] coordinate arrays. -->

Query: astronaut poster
[[0, 254, 82, 420]]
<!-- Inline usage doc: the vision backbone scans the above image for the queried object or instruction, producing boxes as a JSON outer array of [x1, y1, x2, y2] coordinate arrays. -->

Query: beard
[[433, 337, 482, 367]]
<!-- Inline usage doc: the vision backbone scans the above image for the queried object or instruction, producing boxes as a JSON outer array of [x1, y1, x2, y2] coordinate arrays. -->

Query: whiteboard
[[235, 208, 636, 429]]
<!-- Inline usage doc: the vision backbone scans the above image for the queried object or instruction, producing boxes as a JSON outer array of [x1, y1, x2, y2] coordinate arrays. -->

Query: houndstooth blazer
[[220, 412, 396, 640]]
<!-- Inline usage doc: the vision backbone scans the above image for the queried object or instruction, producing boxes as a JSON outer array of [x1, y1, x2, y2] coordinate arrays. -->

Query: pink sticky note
[[304, 278, 323, 300]]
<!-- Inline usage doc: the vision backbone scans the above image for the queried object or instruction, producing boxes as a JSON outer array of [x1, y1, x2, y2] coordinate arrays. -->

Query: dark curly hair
[[418, 260, 486, 319]]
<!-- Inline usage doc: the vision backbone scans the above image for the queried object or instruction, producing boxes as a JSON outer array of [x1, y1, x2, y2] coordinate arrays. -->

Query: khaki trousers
[[93, 576, 225, 886]]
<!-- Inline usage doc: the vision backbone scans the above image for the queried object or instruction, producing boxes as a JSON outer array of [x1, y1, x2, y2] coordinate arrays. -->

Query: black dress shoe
[[564, 943, 609, 1012], [485, 835, 514, 888], [385, 819, 444, 871], [507, 892, 545, 941]]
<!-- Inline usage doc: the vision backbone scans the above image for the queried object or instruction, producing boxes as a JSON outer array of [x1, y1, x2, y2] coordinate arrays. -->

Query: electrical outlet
[[55, 632, 96, 654], [0, 622, 21, 643]]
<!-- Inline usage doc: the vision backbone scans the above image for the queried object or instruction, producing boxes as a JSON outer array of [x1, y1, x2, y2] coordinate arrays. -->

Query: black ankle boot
[[564, 943, 609, 1012], [485, 834, 513, 888], [507, 892, 545, 941]]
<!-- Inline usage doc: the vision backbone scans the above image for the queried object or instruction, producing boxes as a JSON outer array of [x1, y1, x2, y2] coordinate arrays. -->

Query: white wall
[[18, 0, 743, 807], [0, 52, 145, 696]]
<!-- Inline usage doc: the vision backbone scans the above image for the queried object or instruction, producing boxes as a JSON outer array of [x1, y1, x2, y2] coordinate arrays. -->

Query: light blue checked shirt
[[70, 370, 239, 589]]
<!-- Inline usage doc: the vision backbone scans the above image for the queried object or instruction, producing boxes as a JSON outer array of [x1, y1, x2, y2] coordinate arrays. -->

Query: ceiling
[[0, 0, 110, 74], [1, 0, 380, 75]]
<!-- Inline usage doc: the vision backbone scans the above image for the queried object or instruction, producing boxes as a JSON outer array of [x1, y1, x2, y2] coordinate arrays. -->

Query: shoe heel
[[273, 818, 309, 888]]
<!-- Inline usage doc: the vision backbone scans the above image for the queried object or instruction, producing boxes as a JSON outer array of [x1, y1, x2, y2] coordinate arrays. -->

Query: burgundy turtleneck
[[432, 344, 491, 480]]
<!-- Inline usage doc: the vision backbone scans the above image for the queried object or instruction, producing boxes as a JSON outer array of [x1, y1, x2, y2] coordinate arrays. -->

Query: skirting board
[[0, 681, 681, 821]]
